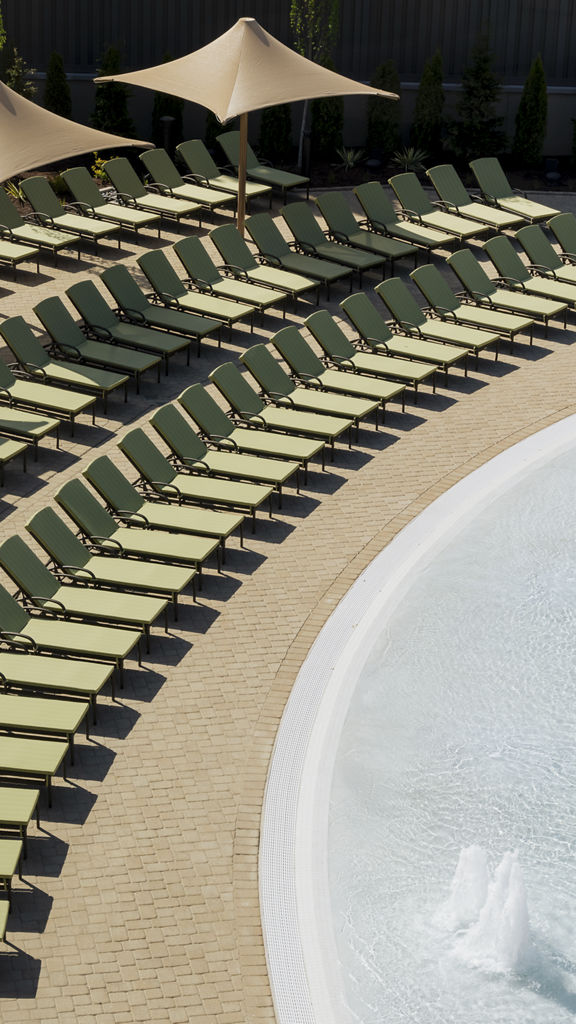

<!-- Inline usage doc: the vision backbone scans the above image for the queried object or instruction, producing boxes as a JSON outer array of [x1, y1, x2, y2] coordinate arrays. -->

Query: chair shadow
[[9, 882, 53, 934], [0, 942, 42, 996], [91, 700, 140, 740], [66, 741, 116, 783], [40, 784, 97, 826], [25, 831, 69, 878]]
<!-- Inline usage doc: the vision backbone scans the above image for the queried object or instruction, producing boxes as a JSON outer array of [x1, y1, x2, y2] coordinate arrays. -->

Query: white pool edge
[[259, 414, 576, 1024]]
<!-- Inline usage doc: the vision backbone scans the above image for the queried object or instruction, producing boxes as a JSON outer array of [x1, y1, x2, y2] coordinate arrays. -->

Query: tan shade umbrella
[[99, 16, 398, 232], [0, 80, 150, 183]]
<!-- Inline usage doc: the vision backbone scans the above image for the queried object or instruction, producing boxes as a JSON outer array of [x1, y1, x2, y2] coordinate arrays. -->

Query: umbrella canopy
[[0, 79, 150, 183]]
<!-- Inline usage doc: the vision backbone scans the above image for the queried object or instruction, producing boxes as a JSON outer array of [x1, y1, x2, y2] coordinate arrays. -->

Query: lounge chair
[[178, 384, 325, 477], [0, 235, 39, 278], [547, 213, 576, 261], [150, 403, 300, 504], [0, 536, 167, 651], [102, 157, 199, 225], [176, 139, 272, 202], [139, 148, 234, 214], [0, 735, 68, 807], [245, 212, 351, 297], [137, 249, 256, 337], [0, 355, 95, 431], [34, 295, 162, 393], [240, 341, 386, 429], [410, 263, 534, 353], [304, 309, 437, 396], [173, 235, 286, 316], [100, 264, 219, 354], [0, 315, 129, 410], [0, 786, 40, 859], [217, 130, 310, 202], [0, 655, 112, 722], [446, 247, 567, 334], [469, 157, 560, 223], [281, 201, 385, 284], [0, 188, 79, 262], [388, 172, 486, 241], [482, 234, 576, 316], [0, 399, 60, 455], [425, 164, 524, 230], [66, 279, 191, 373], [354, 180, 456, 257], [515, 223, 576, 285], [315, 190, 417, 270], [62, 166, 160, 235], [20, 175, 120, 251], [0, 439, 28, 484], [0, 693, 89, 764], [209, 224, 319, 306], [375, 278, 497, 368], [118, 428, 275, 530], [27, 506, 196, 618]]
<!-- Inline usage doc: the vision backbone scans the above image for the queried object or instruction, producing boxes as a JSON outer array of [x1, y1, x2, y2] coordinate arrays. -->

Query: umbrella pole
[[237, 111, 248, 237]]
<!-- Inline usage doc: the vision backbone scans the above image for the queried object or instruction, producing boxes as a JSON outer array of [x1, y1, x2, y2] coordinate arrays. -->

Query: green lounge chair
[[83, 454, 244, 555], [139, 148, 234, 214], [0, 438, 27, 484], [388, 172, 486, 241], [245, 211, 351, 298], [27, 506, 197, 617], [102, 157, 199, 225], [340, 291, 461, 375], [0, 735, 68, 807], [354, 180, 456, 256], [469, 157, 560, 223], [0, 837, 23, 919], [375, 278, 497, 368], [281, 201, 385, 284], [304, 309, 437, 397], [119, 428, 274, 529], [446, 247, 567, 334], [209, 224, 319, 306], [0, 693, 88, 764], [137, 249, 256, 336], [0, 188, 79, 262], [0, 315, 129, 410], [34, 296, 162, 394], [0, 235, 39, 277], [482, 234, 575, 317], [0, 651, 112, 719], [178, 384, 325, 477], [173, 235, 287, 317], [100, 264, 219, 354], [410, 263, 534, 353], [62, 166, 161, 235], [0, 536, 167, 651], [0, 786, 40, 858], [176, 139, 272, 202], [547, 213, 576, 261], [515, 223, 576, 285], [0, 355, 95, 431], [217, 130, 310, 201], [20, 175, 120, 251], [66, 279, 191, 373], [56, 477, 222, 576], [240, 341, 385, 429], [315, 190, 417, 269], [150, 403, 300, 502], [425, 164, 524, 230]]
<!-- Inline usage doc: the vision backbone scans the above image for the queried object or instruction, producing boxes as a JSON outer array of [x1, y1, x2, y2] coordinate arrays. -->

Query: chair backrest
[[482, 235, 531, 284], [103, 157, 146, 200], [547, 213, 576, 256], [56, 478, 117, 540], [217, 131, 259, 170], [0, 536, 59, 600], [469, 157, 511, 200], [0, 189, 24, 230], [34, 296, 88, 353], [426, 164, 471, 208], [353, 181, 398, 228], [374, 278, 427, 329], [281, 202, 325, 247], [150, 404, 208, 463], [410, 264, 459, 314], [209, 225, 256, 272], [239, 344, 295, 399], [177, 384, 234, 439], [0, 581, 29, 633], [26, 507, 90, 569], [314, 192, 358, 237], [0, 317, 50, 370], [176, 139, 220, 179], [515, 224, 563, 272], [340, 292, 395, 346], [20, 176, 63, 219], [100, 265, 149, 315], [0, 360, 15, 390], [62, 167, 105, 209], [209, 363, 266, 417], [137, 250, 187, 301], [83, 455, 144, 514], [118, 429, 178, 487], [66, 281, 118, 331], [446, 249, 496, 299], [173, 236, 221, 287], [271, 325, 325, 379], [140, 148, 183, 189], [245, 213, 290, 258], [388, 173, 434, 216], [304, 310, 356, 360]]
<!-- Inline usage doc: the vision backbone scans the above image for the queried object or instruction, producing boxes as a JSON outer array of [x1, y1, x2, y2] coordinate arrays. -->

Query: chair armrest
[[67, 200, 95, 216], [237, 410, 266, 427], [513, 186, 528, 198], [150, 479, 182, 501], [121, 305, 147, 324], [115, 191, 138, 208], [88, 323, 115, 341], [0, 385, 13, 405], [179, 455, 211, 473], [89, 535, 123, 553], [296, 240, 318, 256], [220, 263, 248, 281], [31, 211, 56, 227], [526, 263, 555, 278], [188, 277, 215, 294], [329, 229, 350, 244], [328, 354, 356, 370], [267, 391, 295, 406], [0, 631, 38, 652], [12, 360, 47, 380], [54, 341, 83, 359], [29, 596, 67, 615], [114, 509, 150, 527], [495, 275, 526, 290], [294, 371, 323, 387], [559, 251, 576, 265], [258, 251, 282, 267], [432, 305, 458, 321], [0, 222, 16, 239], [58, 565, 96, 581], [468, 288, 493, 305], [208, 434, 238, 451], [400, 207, 424, 224], [398, 319, 423, 336], [149, 181, 174, 197], [158, 291, 181, 308]]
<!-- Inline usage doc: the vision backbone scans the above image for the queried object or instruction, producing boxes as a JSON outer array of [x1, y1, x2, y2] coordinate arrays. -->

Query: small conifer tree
[[92, 47, 135, 137], [513, 54, 547, 167], [259, 104, 293, 165], [411, 51, 444, 160], [151, 54, 184, 149], [310, 57, 343, 159], [0, 42, 36, 98], [44, 51, 71, 118], [366, 60, 401, 161], [448, 36, 506, 160]]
